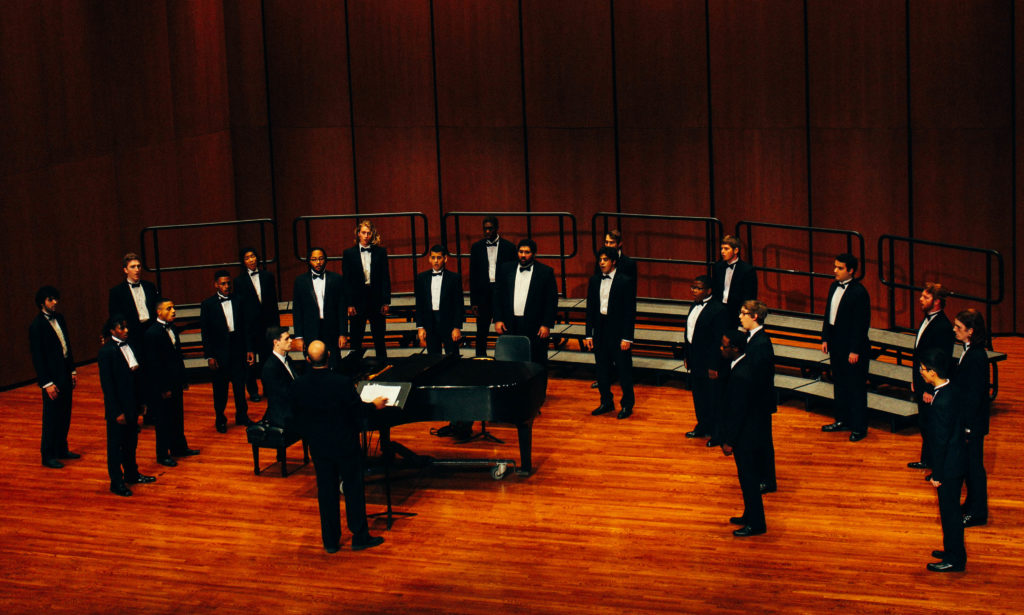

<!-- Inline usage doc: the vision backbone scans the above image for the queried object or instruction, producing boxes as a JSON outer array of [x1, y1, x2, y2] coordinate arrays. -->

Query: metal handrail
[[591, 210, 724, 269], [877, 234, 1004, 333], [442, 211, 578, 296], [737, 220, 865, 315], [139, 218, 277, 295], [292, 212, 430, 289]]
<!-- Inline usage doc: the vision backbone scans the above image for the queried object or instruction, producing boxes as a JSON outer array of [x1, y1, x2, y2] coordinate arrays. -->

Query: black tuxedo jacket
[[292, 270, 348, 343], [584, 272, 636, 344], [952, 344, 990, 436], [414, 269, 465, 333], [494, 260, 558, 333], [711, 259, 757, 319], [745, 328, 778, 415], [291, 369, 374, 457], [108, 280, 159, 336], [98, 340, 139, 422], [912, 311, 954, 402], [722, 357, 764, 448], [821, 280, 870, 356], [143, 321, 185, 401], [235, 269, 280, 347], [469, 237, 517, 305], [261, 354, 296, 427], [342, 244, 391, 308], [926, 384, 968, 483], [200, 294, 254, 363], [29, 312, 75, 389], [682, 299, 727, 375]]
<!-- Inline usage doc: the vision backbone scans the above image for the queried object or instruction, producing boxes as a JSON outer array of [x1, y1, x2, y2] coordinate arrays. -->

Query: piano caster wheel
[[491, 463, 508, 481]]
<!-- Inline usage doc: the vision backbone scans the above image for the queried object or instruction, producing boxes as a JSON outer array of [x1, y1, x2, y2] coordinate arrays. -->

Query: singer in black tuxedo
[[909, 284, 954, 470], [98, 317, 154, 496], [261, 327, 298, 428], [144, 299, 195, 464], [29, 286, 78, 467], [415, 247, 465, 355], [200, 272, 255, 431], [820, 254, 871, 440], [920, 349, 967, 571], [682, 276, 728, 439], [720, 330, 768, 536], [951, 309, 990, 528], [494, 239, 559, 366], [290, 341, 386, 553], [739, 300, 778, 493], [469, 216, 517, 357], [711, 236, 757, 324], [594, 229, 638, 295], [584, 248, 636, 418], [108, 254, 160, 349], [292, 247, 348, 366], [343, 222, 391, 360], [236, 248, 281, 401]]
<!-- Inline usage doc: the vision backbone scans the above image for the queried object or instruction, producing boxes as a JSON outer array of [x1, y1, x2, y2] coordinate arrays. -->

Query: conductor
[[290, 340, 388, 553]]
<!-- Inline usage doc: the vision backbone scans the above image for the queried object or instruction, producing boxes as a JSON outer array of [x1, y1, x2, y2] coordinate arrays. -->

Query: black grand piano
[[358, 353, 547, 477]]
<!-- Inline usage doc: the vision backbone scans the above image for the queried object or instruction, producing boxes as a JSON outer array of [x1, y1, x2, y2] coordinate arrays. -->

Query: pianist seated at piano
[[290, 341, 388, 553]]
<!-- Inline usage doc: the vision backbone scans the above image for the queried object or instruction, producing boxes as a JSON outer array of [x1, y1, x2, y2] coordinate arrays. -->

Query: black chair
[[247, 423, 310, 477]]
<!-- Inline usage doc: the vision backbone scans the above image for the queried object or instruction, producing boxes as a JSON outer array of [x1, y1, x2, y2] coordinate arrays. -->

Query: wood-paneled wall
[[1, 0, 1020, 387]]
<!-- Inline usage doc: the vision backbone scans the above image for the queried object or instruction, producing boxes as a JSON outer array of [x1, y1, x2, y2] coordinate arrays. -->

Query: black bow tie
[[838, 281, 850, 288], [129, 282, 141, 288], [485, 240, 498, 247], [249, 270, 259, 277], [601, 274, 611, 280], [726, 264, 735, 270], [117, 341, 128, 348], [520, 266, 532, 273], [311, 272, 324, 280], [360, 247, 372, 253], [218, 295, 230, 303], [163, 322, 173, 330], [43, 313, 54, 321], [432, 272, 443, 277]]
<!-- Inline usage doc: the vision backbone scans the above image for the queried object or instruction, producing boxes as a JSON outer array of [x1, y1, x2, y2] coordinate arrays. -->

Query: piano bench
[[250, 430, 310, 477]]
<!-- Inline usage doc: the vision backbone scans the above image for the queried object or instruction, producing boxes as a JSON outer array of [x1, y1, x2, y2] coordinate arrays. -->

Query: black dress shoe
[[907, 461, 929, 469], [126, 473, 156, 484], [590, 381, 600, 389], [707, 439, 722, 447], [215, 423, 227, 434], [729, 516, 746, 525], [173, 448, 201, 457], [352, 534, 385, 551], [591, 405, 614, 416], [157, 457, 178, 467], [849, 431, 867, 442], [617, 407, 633, 419], [58, 451, 81, 460], [684, 427, 705, 438], [932, 550, 945, 559], [324, 544, 340, 554], [42, 459, 64, 469], [821, 421, 848, 432], [250, 394, 262, 402], [924, 473, 933, 481], [927, 561, 965, 572], [962, 513, 987, 528], [759, 482, 777, 494], [433, 424, 456, 437], [733, 525, 766, 537], [110, 483, 133, 497]]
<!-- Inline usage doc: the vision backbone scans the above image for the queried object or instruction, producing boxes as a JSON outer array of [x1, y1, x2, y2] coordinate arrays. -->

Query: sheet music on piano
[[357, 380, 412, 408]]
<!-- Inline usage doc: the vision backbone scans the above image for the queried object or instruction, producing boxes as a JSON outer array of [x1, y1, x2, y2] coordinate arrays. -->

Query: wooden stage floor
[[2, 339, 1023, 614]]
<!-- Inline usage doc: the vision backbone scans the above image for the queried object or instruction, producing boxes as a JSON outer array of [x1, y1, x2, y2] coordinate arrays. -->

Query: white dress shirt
[[686, 297, 710, 344], [274, 350, 294, 380], [218, 293, 235, 332], [430, 270, 443, 311], [113, 336, 139, 369], [128, 279, 150, 322], [312, 271, 326, 319], [248, 269, 263, 303], [513, 264, 533, 317], [721, 258, 738, 304], [487, 236, 500, 283], [914, 310, 939, 348], [599, 269, 615, 315], [828, 281, 849, 326], [156, 318, 177, 346], [360, 246, 372, 284]]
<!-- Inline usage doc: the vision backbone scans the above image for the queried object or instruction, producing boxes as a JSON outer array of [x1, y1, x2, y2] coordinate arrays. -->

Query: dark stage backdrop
[[0, 0, 1019, 388]]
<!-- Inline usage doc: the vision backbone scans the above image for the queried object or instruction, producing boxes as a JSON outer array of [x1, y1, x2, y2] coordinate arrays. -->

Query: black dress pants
[[830, 351, 868, 433], [311, 447, 369, 549], [593, 327, 634, 409], [40, 385, 73, 461], [962, 434, 987, 519], [106, 417, 139, 486], [154, 391, 189, 458], [937, 475, 967, 566], [349, 295, 387, 359], [474, 285, 497, 357], [733, 442, 766, 531]]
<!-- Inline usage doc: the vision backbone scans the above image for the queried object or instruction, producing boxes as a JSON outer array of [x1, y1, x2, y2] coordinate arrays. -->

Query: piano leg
[[516, 421, 533, 475]]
